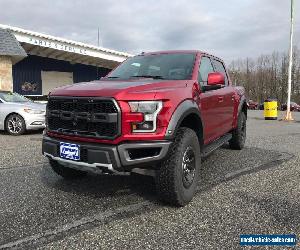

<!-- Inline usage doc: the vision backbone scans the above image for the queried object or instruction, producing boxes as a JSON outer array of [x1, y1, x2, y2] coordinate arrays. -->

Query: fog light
[[135, 121, 154, 131]]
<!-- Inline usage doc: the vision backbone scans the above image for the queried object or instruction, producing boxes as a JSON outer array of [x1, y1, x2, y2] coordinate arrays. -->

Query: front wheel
[[155, 127, 201, 207], [5, 114, 26, 135], [229, 112, 246, 150]]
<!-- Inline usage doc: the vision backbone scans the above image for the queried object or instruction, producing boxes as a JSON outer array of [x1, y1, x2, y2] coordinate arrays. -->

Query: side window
[[198, 57, 214, 86], [212, 59, 228, 85]]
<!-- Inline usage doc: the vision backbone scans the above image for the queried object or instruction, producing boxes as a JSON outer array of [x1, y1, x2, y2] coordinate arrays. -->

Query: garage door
[[41, 71, 73, 95]]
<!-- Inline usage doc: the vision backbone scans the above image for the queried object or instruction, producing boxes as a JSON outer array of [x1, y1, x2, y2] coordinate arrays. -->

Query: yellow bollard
[[264, 99, 278, 120]]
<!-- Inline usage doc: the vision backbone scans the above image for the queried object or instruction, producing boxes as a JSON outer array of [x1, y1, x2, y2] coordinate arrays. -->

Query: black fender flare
[[238, 95, 247, 117], [165, 100, 203, 139]]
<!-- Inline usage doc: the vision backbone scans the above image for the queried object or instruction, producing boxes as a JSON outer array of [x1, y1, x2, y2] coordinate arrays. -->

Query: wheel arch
[[233, 96, 247, 129], [4, 112, 26, 130], [238, 96, 247, 118], [165, 100, 204, 147]]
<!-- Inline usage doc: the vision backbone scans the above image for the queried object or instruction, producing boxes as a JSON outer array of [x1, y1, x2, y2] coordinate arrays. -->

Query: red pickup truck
[[42, 50, 247, 206]]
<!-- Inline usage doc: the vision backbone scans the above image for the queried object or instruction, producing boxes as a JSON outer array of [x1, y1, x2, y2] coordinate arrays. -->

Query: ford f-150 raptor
[[42, 50, 247, 206]]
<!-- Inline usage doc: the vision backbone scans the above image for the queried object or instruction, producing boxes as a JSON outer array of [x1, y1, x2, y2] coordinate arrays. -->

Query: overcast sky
[[0, 0, 299, 63]]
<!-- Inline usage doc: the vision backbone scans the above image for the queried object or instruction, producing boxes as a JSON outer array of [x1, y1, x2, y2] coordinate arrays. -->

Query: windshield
[[107, 53, 196, 80], [0, 92, 31, 103]]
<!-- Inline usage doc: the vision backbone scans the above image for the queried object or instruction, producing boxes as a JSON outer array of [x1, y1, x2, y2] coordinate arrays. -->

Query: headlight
[[128, 101, 162, 132], [24, 108, 45, 114]]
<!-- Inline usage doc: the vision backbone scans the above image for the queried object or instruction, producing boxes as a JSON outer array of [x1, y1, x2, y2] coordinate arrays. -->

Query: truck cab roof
[[140, 50, 224, 62]]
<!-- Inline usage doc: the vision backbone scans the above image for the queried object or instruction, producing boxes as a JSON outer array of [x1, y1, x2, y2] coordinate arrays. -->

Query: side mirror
[[208, 72, 225, 85], [202, 72, 225, 92]]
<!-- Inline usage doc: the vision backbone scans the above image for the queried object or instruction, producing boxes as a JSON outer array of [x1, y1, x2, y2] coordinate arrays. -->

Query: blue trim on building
[[12, 55, 111, 95]]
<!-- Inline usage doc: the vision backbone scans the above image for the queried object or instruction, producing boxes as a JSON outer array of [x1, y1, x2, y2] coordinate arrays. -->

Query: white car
[[0, 91, 46, 135]]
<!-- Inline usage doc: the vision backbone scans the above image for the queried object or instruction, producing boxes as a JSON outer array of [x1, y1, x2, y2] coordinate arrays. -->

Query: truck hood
[[49, 79, 189, 100]]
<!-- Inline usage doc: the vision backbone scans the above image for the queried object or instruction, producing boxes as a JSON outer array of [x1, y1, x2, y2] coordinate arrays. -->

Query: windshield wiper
[[130, 75, 165, 80], [106, 76, 120, 79]]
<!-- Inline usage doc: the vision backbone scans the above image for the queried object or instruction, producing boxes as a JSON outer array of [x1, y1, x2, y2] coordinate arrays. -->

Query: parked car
[[247, 100, 258, 110], [281, 102, 300, 112], [0, 91, 46, 135], [42, 50, 247, 206]]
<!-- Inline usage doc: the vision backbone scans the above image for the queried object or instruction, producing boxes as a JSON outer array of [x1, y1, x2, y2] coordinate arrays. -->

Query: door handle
[[218, 96, 224, 102]]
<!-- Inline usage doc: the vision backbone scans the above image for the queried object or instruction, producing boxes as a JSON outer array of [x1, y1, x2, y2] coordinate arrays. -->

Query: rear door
[[197, 56, 224, 143], [211, 59, 235, 133]]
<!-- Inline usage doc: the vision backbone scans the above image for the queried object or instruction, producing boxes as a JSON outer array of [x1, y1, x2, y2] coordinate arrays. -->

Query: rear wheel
[[49, 159, 87, 179], [156, 127, 201, 207], [5, 114, 26, 135], [229, 112, 246, 150]]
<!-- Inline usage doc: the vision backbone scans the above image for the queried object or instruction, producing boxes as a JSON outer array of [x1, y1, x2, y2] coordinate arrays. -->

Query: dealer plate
[[60, 142, 80, 161]]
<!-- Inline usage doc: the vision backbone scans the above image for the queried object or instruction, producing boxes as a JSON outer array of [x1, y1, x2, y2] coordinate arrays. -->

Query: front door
[[197, 56, 225, 144]]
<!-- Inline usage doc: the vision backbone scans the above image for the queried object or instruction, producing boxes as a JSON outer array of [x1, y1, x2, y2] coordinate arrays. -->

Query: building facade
[[0, 24, 132, 97]]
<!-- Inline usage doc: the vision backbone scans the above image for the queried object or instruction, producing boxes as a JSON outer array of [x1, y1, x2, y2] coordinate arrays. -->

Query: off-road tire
[[229, 112, 246, 150], [155, 127, 201, 206], [5, 114, 26, 135], [49, 159, 87, 179]]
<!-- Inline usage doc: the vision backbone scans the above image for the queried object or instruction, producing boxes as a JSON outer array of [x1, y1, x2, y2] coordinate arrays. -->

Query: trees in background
[[228, 47, 300, 105]]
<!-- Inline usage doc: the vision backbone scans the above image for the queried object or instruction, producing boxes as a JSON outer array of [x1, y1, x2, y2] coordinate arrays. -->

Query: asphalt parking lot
[[0, 110, 299, 249]]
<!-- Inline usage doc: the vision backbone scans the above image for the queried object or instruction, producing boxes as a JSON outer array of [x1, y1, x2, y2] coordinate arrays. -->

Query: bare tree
[[229, 47, 300, 105]]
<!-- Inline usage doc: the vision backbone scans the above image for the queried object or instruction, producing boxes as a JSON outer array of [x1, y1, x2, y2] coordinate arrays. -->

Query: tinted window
[[198, 57, 214, 86], [107, 53, 196, 80], [212, 59, 228, 85]]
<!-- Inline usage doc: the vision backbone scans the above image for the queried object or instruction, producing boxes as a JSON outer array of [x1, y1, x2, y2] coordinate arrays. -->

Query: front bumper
[[42, 136, 171, 173]]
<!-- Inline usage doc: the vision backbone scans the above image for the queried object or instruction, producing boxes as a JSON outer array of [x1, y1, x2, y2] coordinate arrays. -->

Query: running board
[[201, 133, 232, 158]]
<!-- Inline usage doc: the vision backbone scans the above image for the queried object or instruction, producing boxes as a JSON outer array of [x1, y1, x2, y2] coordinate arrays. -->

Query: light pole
[[284, 0, 295, 121]]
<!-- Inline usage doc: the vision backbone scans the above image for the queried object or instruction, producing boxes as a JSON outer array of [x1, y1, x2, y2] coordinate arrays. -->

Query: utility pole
[[97, 27, 100, 47], [97, 27, 100, 79], [284, 0, 295, 121]]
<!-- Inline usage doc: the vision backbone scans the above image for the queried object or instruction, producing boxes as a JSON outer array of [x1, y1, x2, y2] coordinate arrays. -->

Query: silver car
[[0, 91, 46, 135]]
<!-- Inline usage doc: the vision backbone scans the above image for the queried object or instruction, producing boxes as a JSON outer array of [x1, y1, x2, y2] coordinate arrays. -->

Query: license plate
[[60, 142, 80, 161]]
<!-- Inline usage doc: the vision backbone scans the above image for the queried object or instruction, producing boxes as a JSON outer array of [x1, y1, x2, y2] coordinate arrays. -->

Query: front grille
[[47, 97, 120, 139]]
